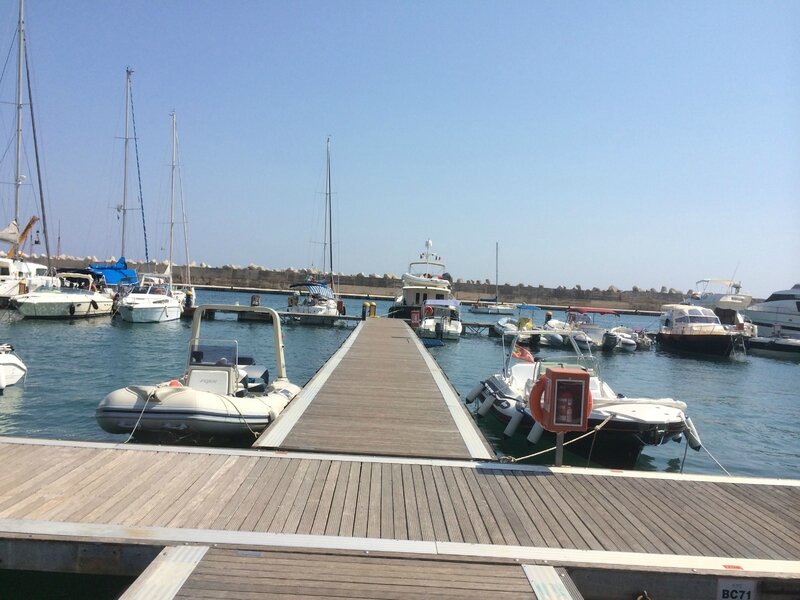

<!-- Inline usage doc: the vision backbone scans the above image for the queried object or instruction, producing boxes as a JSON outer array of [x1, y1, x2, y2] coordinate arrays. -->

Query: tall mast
[[168, 111, 176, 286], [325, 136, 333, 281], [12, 0, 24, 256], [495, 242, 499, 302], [120, 67, 132, 258]]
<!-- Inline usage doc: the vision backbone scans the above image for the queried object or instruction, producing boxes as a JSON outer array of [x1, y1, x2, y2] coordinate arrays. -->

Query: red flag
[[512, 343, 534, 363]]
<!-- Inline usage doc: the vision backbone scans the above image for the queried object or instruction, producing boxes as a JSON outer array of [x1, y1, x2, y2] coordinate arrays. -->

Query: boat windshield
[[188, 339, 238, 367], [675, 315, 720, 324]]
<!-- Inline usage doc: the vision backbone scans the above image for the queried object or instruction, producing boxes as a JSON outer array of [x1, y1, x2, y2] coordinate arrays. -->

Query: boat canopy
[[88, 257, 138, 286], [290, 281, 334, 299], [568, 307, 618, 315]]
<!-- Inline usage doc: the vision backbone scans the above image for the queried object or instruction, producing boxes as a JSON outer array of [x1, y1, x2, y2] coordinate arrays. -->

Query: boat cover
[[88, 257, 138, 286]]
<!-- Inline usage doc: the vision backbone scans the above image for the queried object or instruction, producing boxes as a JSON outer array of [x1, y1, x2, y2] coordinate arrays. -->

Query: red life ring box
[[538, 367, 591, 432]]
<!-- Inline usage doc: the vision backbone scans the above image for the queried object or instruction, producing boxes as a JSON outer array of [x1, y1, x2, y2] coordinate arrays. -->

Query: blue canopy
[[88, 257, 138, 286]]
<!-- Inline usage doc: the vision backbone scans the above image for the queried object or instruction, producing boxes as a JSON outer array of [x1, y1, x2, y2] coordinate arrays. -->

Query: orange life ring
[[529, 376, 546, 423], [424, 305, 433, 317]]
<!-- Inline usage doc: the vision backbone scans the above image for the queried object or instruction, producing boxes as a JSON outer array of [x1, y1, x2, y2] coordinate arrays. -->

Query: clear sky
[[0, 1, 797, 298]]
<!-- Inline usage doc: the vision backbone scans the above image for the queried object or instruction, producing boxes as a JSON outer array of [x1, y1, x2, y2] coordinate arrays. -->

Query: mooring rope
[[499, 414, 615, 463]]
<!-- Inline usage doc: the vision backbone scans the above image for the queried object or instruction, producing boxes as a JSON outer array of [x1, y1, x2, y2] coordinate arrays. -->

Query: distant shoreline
[[40, 256, 683, 312]]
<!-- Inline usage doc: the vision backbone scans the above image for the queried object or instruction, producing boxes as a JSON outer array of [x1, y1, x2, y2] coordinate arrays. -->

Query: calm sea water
[[1, 290, 798, 479]]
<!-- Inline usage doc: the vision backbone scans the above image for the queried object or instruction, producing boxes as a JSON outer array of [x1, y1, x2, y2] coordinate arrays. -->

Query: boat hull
[[745, 336, 800, 360], [118, 301, 182, 323], [655, 332, 735, 357], [13, 295, 113, 318], [96, 381, 300, 442], [0, 352, 26, 389]]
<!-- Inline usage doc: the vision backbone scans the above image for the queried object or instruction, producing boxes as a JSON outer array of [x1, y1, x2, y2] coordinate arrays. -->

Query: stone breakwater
[[48, 257, 683, 312]]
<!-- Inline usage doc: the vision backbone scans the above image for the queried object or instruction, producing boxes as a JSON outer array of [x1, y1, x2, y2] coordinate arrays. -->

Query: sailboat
[[285, 137, 343, 323], [117, 111, 184, 323], [0, 0, 59, 307], [469, 242, 517, 314]]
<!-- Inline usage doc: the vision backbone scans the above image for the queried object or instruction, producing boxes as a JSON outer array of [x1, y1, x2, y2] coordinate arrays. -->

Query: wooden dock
[[0, 318, 798, 599], [255, 318, 493, 459]]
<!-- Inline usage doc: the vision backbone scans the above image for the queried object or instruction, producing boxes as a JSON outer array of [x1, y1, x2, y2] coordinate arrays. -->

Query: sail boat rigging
[[285, 137, 343, 323], [116, 111, 185, 323], [0, 0, 59, 307], [469, 242, 517, 314]]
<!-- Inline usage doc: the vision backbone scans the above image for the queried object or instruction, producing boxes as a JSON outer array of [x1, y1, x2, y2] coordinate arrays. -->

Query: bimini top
[[567, 307, 618, 315], [290, 281, 334, 299], [88, 257, 138, 286]]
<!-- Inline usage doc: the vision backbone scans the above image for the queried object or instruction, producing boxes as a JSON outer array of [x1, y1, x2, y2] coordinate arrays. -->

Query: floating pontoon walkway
[[255, 318, 493, 460]]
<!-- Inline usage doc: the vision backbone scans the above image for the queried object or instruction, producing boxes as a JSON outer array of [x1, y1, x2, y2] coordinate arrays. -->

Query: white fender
[[503, 410, 524, 437], [465, 382, 484, 403], [527, 421, 544, 444], [477, 393, 495, 416], [684, 417, 702, 451]]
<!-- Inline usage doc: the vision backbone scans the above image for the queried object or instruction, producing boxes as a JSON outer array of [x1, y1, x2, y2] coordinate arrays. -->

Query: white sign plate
[[717, 578, 758, 600]]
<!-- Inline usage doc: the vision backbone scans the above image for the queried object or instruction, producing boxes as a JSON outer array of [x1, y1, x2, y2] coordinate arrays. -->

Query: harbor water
[[1, 289, 798, 479]]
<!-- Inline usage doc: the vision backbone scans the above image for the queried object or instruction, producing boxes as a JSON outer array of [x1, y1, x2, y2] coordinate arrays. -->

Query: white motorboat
[[12, 270, 113, 318], [96, 304, 302, 443], [467, 339, 699, 469], [685, 279, 756, 337], [388, 240, 453, 319], [746, 335, 800, 361], [542, 313, 592, 350], [655, 304, 742, 357], [743, 284, 800, 338], [117, 274, 183, 323], [418, 299, 462, 340], [0, 343, 26, 394]]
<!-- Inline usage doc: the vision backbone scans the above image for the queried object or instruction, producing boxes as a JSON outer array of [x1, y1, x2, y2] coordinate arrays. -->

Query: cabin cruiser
[[388, 240, 453, 319], [685, 279, 756, 338], [655, 304, 742, 357], [0, 343, 26, 394], [467, 337, 699, 469], [0, 255, 59, 308], [743, 284, 800, 338], [12, 270, 114, 318], [96, 304, 302, 444], [418, 299, 462, 340], [116, 274, 183, 323]]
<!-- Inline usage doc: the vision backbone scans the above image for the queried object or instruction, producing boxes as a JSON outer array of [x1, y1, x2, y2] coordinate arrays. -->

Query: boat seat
[[187, 366, 233, 395]]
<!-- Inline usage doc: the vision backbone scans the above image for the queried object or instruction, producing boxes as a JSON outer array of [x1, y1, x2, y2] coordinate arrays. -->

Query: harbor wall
[[50, 258, 684, 311]]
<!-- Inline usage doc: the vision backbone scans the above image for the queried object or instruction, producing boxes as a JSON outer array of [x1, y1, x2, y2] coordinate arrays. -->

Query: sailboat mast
[[495, 242, 499, 302], [168, 111, 176, 286], [12, 0, 24, 256], [326, 136, 333, 283], [120, 67, 133, 258]]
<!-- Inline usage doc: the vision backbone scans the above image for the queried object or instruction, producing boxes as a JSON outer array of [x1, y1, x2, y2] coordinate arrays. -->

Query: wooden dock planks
[[256, 318, 493, 459], [1, 439, 798, 573]]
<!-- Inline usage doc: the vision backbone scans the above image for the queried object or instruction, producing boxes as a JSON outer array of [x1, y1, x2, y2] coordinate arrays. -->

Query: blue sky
[[0, 1, 796, 298]]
